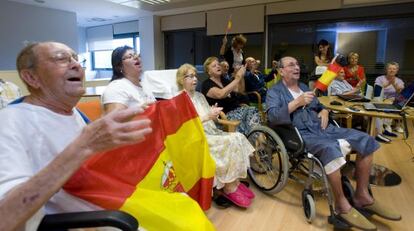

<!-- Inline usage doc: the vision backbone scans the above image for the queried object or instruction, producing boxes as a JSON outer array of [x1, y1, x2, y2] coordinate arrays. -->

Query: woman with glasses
[[201, 56, 261, 136], [177, 63, 255, 208], [102, 46, 155, 113]]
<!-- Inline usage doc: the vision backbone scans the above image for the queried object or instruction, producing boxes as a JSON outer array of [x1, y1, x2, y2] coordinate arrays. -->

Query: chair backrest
[[141, 69, 178, 99], [76, 100, 102, 122], [365, 84, 374, 99], [372, 84, 384, 102]]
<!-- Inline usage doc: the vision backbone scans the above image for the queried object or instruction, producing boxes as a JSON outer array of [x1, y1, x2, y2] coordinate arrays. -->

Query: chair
[[141, 69, 241, 132], [141, 69, 179, 100], [246, 91, 266, 122], [245, 122, 354, 229], [76, 99, 103, 121], [38, 210, 138, 231], [372, 84, 384, 102], [365, 84, 374, 100]]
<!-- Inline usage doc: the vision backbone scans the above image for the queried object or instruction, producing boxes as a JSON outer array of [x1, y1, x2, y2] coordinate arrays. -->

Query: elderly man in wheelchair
[[256, 56, 401, 230]]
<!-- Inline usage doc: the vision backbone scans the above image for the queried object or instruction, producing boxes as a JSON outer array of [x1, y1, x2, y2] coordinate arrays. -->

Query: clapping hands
[[209, 103, 223, 120]]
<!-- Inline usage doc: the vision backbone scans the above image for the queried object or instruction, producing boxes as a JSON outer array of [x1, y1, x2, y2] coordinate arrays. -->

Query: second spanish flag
[[314, 62, 342, 92]]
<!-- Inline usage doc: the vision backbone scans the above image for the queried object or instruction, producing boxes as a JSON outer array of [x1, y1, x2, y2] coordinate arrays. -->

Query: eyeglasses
[[51, 52, 86, 67], [184, 74, 197, 80], [122, 53, 139, 60]]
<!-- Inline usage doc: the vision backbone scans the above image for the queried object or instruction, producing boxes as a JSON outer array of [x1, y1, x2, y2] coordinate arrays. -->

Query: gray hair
[[385, 61, 399, 70], [16, 42, 40, 73]]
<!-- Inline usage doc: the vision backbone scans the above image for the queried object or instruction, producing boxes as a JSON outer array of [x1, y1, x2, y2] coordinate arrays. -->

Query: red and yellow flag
[[226, 15, 232, 33], [314, 62, 342, 92], [64, 92, 216, 231]]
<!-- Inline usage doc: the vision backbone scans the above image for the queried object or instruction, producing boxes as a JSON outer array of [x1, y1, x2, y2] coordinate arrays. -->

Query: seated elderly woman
[[328, 68, 360, 96], [344, 52, 366, 89], [374, 61, 405, 142], [176, 63, 255, 208], [201, 56, 261, 135], [101, 46, 156, 112]]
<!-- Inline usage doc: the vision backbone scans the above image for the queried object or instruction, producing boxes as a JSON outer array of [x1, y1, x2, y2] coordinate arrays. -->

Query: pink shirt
[[375, 75, 404, 99]]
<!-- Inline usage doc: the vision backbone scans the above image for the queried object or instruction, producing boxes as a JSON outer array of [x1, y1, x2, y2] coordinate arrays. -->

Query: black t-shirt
[[201, 77, 240, 113]]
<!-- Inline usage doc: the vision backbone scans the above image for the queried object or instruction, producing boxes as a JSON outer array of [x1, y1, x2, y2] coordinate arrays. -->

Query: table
[[319, 96, 414, 137], [318, 96, 412, 186]]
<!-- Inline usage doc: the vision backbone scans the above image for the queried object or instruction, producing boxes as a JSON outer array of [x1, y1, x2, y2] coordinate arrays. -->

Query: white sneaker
[[375, 134, 391, 143], [394, 126, 404, 133], [385, 125, 393, 133]]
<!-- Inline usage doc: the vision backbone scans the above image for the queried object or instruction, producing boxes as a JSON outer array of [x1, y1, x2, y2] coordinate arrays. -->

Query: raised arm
[[219, 36, 228, 56], [0, 107, 152, 231], [205, 77, 242, 99], [234, 65, 246, 93]]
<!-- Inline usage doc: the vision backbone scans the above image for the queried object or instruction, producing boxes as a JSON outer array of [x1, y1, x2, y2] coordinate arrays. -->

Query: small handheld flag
[[225, 15, 232, 36], [314, 54, 345, 92]]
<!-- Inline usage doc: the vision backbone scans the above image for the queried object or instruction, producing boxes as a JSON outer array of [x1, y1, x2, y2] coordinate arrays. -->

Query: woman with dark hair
[[219, 34, 247, 74], [314, 39, 333, 66], [101, 46, 155, 114]]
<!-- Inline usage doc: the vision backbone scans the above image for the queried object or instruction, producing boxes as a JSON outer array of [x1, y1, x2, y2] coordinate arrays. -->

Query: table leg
[[369, 117, 377, 136]]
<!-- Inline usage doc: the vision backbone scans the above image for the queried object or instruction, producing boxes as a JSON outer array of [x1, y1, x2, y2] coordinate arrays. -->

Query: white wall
[[78, 27, 87, 54], [139, 15, 164, 71], [0, 1, 79, 70]]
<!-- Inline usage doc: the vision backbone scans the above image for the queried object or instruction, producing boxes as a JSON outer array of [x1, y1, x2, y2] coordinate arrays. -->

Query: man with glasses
[[0, 42, 152, 231], [266, 56, 401, 230]]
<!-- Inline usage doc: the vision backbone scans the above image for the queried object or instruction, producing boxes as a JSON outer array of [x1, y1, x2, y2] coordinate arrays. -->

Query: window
[[91, 33, 140, 70]]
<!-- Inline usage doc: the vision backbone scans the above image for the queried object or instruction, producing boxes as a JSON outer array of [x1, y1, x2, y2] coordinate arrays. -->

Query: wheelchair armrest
[[272, 124, 305, 158], [37, 210, 138, 231], [217, 111, 241, 132]]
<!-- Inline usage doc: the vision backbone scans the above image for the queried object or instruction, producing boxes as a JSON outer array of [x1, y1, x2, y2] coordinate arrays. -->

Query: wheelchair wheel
[[302, 190, 316, 223], [247, 125, 289, 194]]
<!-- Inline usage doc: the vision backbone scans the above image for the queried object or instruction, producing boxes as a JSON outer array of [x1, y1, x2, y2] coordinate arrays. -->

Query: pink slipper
[[222, 187, 251, 208], [238, 183, 255, 199]]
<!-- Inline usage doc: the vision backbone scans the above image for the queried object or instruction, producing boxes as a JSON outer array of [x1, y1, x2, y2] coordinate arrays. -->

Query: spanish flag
[[314, 62, 342, 92], [64, 92, 216, 231], [226, 15, 232, 33]]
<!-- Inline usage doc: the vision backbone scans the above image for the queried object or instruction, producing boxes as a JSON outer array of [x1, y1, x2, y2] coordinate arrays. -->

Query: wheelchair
[[246, 123, 356, 229]]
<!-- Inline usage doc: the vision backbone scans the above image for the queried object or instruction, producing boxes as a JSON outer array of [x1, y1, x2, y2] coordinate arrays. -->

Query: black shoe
[[383, 130, 397, 137], [375, 134, 391, 143]]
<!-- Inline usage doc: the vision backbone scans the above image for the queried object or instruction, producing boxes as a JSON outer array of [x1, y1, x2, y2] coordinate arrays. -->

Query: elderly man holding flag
[[266, 56, 401, 230]]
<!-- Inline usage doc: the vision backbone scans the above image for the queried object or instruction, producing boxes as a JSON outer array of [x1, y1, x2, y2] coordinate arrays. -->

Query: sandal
[[356, 200, 401, 221], [238, 183, 255, 199], [337, 207, 376, 231], [222, 187, 251, 208]]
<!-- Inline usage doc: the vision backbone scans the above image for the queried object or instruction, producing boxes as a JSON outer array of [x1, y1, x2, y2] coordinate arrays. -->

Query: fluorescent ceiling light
[[106, 0, 171, 8]]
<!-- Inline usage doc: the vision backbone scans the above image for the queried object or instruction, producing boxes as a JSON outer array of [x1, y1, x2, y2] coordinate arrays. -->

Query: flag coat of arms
[[64, 92, 216, 231]]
